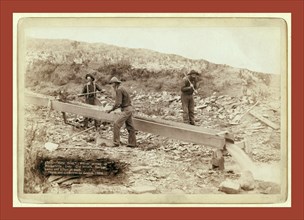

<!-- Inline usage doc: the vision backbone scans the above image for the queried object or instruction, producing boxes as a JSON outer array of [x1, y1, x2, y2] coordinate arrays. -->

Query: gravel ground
[[23, 89, 282, 197]]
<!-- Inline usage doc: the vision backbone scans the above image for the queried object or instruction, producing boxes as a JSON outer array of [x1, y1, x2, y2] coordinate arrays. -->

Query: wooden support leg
[[210, 149, 225, 170], [62, 112, 67, 124]]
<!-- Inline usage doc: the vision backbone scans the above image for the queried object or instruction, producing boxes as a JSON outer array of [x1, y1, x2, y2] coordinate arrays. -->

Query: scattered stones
[[257, 181, 281, 194], [195, 104, 207, 110], [24, 83, 281, 195], [153, 169, 171, 179], [96, 137, 112, 147]]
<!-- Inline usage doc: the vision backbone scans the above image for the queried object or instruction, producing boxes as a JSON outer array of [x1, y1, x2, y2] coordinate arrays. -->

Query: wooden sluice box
[[25, 93, 235, 148], [26, 93, 236, 174]]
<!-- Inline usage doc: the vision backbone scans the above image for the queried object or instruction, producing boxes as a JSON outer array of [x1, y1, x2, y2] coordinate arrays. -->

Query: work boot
[[110, 142, 120, 147], [126, 144, 136, 148], [94, 120, 100, 129], [83, 118, 89, 128]]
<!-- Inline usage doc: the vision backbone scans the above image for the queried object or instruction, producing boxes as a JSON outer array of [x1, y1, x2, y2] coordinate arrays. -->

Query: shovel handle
[[77, 91, 102, 96], [183, 72, 198, 94]]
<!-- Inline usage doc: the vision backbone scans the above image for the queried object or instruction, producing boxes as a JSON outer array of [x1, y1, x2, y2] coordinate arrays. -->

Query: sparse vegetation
[[25, 38, 276, 97]]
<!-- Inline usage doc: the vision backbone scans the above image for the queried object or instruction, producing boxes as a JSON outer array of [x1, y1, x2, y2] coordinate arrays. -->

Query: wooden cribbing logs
[[35, 147, 128, 176]]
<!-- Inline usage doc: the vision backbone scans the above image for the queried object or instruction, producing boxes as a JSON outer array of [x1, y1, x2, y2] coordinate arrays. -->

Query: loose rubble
[[23, 88, 281, 195]]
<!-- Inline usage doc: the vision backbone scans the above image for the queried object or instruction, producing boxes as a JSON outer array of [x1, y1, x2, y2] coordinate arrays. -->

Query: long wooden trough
[[25, 93, 234, 149]]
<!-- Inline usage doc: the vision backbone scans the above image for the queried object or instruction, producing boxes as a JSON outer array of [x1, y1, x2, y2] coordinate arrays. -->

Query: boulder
[[219, 180, 241, 194], [238, 170, 255, 191]]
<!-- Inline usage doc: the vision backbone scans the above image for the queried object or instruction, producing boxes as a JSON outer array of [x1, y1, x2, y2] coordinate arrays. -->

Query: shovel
[[44, 126, 95, 151], [183, 72, 198, 95], [77, 91, 103, 97]]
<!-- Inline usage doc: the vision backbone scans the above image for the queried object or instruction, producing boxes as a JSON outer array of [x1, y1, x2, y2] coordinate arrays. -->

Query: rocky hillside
[[24, 38, 278, 99], [22, 38, 283, 196]]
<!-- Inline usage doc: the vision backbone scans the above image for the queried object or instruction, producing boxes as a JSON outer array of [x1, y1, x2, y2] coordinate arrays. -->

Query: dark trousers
[[113, 106, 136, 147], [181, 93, 195, 125], [84, 97, 100, 128]]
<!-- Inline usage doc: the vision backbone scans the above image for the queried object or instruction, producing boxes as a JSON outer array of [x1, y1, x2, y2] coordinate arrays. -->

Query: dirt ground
[[23, 79, 283, 197]]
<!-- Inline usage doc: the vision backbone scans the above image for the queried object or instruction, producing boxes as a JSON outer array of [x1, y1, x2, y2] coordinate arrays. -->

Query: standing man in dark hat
[[107, 77, 136, 148], [79, 73, 102, 128], [181, 70, 200, 125]]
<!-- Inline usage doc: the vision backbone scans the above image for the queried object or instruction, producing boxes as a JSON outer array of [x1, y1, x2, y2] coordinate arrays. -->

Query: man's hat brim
[[85, 74, 95, 81], [187, 70, 200, 75], [109, 77, 121, 84]]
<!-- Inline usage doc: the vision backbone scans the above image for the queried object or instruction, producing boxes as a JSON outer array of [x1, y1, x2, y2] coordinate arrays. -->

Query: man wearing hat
[[181, 70, 200, 125], [79, 73, 102, 128], [107, 77, 136, 147]]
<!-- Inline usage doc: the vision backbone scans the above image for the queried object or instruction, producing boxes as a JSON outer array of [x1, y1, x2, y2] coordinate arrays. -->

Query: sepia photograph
[[15, 13, 289, 206]]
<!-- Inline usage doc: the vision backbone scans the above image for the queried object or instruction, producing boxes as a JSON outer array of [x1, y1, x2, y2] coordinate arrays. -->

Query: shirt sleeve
[[112, 88, 123, 110], [80, 85, 87, 96], [95, 84, 102, 91], [181, 78, 193, 92], [193, 81, 198, 90]]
